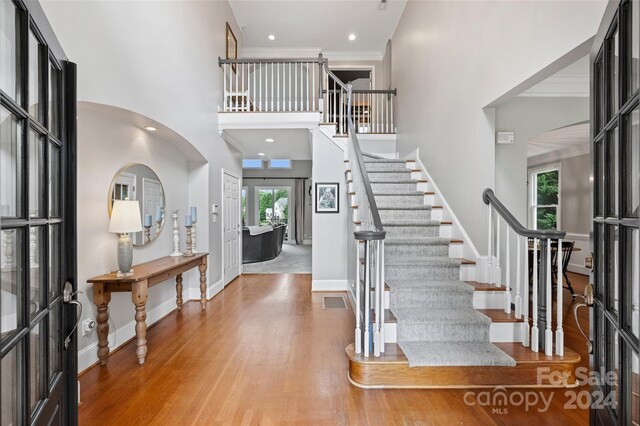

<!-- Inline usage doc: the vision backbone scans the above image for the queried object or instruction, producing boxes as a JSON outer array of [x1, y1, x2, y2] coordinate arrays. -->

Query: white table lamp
[[109, 200, 142, 276]]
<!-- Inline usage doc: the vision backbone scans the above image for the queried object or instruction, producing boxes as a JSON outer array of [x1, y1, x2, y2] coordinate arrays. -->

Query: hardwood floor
[[79, 273, 591, 425]]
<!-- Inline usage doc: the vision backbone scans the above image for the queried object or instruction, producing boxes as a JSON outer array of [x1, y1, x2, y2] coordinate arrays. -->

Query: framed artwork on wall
[[226, 22, 237, 73], [315, 183, 339, 213]]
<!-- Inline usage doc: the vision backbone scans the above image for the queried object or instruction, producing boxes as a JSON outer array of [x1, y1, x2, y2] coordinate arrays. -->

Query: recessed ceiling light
[[144, 126, 157, 131], [265, 138, 275, 143], [258, 152, 265, 156], [268, 34, 276, 41], [348, 34, 356, 41]]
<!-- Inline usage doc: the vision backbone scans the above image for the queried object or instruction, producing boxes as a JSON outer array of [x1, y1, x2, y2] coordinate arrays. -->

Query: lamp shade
[[109, 200, 143, 234]]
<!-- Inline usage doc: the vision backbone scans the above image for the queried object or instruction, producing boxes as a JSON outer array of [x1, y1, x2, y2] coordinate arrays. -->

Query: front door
[[1, 1, 77, 425], [223, 171, 240, 285], [590, 0, 639, 424]]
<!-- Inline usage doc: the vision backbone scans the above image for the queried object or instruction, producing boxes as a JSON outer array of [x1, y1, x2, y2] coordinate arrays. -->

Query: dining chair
[[551, 240, 576, 297]]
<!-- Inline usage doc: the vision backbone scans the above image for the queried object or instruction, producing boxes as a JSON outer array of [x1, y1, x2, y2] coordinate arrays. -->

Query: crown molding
[[519, 75, 589, 98]]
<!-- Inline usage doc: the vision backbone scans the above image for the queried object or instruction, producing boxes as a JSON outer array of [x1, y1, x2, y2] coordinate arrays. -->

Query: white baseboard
[[78, 296, 179, 373], [311, 279, 348, 291], [303, 239, 312, 245], [188, 278, 224, 300], [568, 264, 590, 276]]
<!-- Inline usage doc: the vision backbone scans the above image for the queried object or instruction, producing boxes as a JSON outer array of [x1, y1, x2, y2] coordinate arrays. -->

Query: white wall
[[40, 0, 244, 371], [311, 130, 348, 290], [75, 104, 193, 371], [495, 97, 589, 225], [391, 0, 606, 251]]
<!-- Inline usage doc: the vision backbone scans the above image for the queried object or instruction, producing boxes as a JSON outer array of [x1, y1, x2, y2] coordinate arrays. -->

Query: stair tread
[[466, 281, 508, 291], [377, 205, 432, 210], [382, 220, 441, 226], [391, 308, 491, 325], [384, 237, 452, 246], [387, 280, 474, 293], [369, 180, 418, 184], [367, 170, 412, 173], [373, 191, 424, 196], [398, 341, 516, 367], [478, 309, 525, 323], [364, 159, 406, 163], [385, 257, 462, 267]]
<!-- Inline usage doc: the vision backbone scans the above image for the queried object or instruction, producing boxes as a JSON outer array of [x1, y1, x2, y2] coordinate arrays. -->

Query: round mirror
[[108, 164, 166, 246]]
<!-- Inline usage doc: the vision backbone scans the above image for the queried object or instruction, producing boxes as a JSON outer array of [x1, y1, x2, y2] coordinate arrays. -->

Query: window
[[242, 159, 263, 169], [241, 187, 247, 226], [529, 166, 560, 230], [268, 159, 291, 169], [255, 187, 290, 238]]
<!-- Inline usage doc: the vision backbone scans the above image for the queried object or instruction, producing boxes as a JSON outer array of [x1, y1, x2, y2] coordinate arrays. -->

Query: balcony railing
[[218, 55, 397, 135]]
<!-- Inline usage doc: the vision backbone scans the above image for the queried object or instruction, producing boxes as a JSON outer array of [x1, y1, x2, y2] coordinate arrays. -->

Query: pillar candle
[[185, 215, 192, 226], [190, 206, 197, 222], [155, 206, 162, 221], [144, 214, 152, 227]]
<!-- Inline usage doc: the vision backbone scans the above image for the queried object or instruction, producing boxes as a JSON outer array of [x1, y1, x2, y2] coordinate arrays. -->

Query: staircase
[[344, 154, 581, 388]]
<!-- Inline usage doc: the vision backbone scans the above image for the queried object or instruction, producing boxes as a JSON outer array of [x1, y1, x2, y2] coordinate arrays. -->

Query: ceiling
[[230, 0, 406, 59], [528, 122, 590, 159], [520, 55, 589, 98], [223, 129, 312, 160]]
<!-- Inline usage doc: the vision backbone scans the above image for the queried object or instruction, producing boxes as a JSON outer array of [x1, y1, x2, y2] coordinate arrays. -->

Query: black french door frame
[[590, 0, 640, 425], [0, 0, 77, 425]]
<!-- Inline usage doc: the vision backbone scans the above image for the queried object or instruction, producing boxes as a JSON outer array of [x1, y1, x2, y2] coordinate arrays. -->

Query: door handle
[[584, 254, 593, 271], [63, 281, 83, 350]]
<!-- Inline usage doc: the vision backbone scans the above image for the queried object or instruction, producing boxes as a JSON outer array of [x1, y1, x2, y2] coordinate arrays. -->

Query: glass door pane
[[1, 228, 24, 342], [48, 62, 61, 138], [0, 0, 19, 101], [258, 189, 273, 225], [609, 26, 620, 118], [28, 30, 42, 121], [0, 106, 23, 218], [29, 226, 45, 317], [1, 342, 21, 426], [28, 130, 45, 217], [623, 107, 639, 217], [29, 322, 43, 416]]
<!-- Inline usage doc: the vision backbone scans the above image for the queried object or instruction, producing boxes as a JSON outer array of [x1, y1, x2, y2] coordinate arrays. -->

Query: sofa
[[242, 224, 286, 264]]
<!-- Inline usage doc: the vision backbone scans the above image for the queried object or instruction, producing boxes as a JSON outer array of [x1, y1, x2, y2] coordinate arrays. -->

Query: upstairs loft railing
[[483, 188, 567, 356], [218, 55, 397, 135], [323, 62, 386, 357]]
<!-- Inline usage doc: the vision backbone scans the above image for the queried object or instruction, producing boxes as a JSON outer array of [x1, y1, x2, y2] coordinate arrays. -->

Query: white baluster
[[363, 241, 371, 357], [241, 62, 245, 111], [355, 239, 362, 354], [545, 238, 553, 356], [487, 205, 493, 285], [306, 62, 310, 111], [515, 235, 522, 319], [223, 63, 227, 111], [523, 235, 530, 347], [312, 62, 315, 111], [531, 237, 539, 352], [390, 94, 394, 133], [253, 63, 256, 111], [271, 62, 274, 111], [374, 241, 381, 357], [495, 215, 501, 287], [380, 239, 385, 353], [295, 62, 298, 111], [505, 226, 511, 313], [234, 60, 238, 112], [259, 63, 262, 111], [556, 238, 564, 356]]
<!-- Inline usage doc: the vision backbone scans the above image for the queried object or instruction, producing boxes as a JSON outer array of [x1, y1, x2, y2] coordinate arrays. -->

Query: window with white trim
[[529, 165, 560, 230]]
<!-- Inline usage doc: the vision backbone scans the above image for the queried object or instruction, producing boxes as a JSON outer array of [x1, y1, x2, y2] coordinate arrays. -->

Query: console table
[[88, 253, 208, 366]]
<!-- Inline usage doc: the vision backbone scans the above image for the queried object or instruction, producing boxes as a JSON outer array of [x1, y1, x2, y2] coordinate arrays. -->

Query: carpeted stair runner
[[363, 155, 515, 367]]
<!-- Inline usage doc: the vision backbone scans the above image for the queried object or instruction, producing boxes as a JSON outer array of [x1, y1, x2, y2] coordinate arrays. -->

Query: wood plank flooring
[[79, 273, 591, 425]]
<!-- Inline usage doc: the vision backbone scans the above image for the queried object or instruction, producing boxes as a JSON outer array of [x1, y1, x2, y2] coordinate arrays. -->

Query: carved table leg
[[132, 280, 149, 365], [93, 283, 111, 366], [176, 273, 183, 311], [199, 257, 208, 311]]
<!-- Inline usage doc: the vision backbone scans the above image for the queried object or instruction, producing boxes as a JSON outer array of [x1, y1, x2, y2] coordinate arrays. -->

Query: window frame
[[528, 163, 562, 231]]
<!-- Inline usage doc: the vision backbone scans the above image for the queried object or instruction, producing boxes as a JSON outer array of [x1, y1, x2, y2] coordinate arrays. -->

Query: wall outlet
[[82, 318, 96, 336]]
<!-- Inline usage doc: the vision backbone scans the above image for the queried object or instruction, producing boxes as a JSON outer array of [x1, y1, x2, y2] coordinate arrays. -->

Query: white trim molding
[[312, 279, 348, 292], [564, 232, 590, 276]]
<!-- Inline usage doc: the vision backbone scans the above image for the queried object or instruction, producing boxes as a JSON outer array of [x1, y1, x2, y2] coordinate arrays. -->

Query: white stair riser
[[439, 224, 452, 238], [473, 291, 509, 309]]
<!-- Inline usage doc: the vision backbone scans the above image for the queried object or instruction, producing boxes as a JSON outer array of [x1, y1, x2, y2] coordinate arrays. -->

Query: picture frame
[[315, 183, 339, 213], [226, 22, 237, 74]]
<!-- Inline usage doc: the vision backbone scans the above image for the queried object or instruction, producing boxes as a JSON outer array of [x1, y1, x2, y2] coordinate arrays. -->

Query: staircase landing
[[346, 343, 581, 389]]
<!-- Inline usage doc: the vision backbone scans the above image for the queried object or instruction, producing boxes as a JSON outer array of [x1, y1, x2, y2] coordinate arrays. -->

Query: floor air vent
[[323, 296, 347, 310]]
